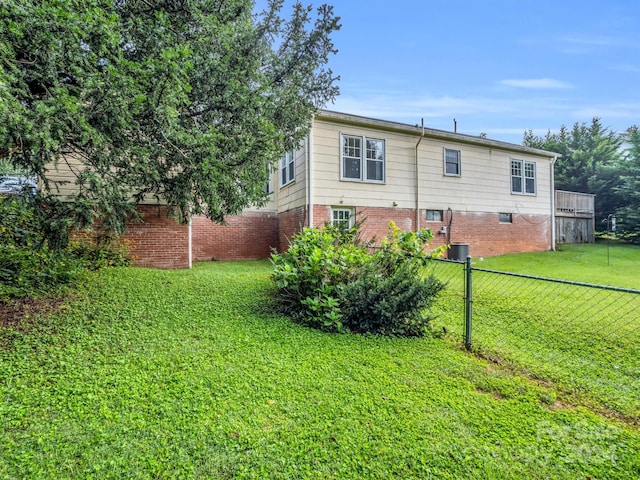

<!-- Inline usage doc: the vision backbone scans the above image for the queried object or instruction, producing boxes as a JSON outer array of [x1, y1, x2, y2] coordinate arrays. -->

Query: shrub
[[271, 221, 446, 336], [271, 224, 368, 332], [68, 236, 132, 271], [0, 196, 130, 301]]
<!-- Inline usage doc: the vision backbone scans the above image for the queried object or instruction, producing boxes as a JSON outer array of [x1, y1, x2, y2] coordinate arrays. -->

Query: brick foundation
[[192, 211, 278, 261], [278, 206, 308, 252], [123, 205, 190, 269], [120, 204, 551, 269], [312, 205, 551, 258]]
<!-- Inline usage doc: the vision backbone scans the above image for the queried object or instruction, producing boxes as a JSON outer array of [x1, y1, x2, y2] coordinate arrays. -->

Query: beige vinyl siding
[[44, 155, 85, 199], [311, 116, 553, 216], [419, 139, 552, 215], [276, 144, 307, 213], [46, 154, 279, 212], [312, 119, 416, 208]]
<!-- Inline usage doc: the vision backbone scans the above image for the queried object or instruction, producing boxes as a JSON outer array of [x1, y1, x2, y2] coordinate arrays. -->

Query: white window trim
[[511, 159, 536, 195], [280, 151, 295, 187], [340, 133, 385, 183], [444, 148, 461, 177], [331, 207, 355, 228]]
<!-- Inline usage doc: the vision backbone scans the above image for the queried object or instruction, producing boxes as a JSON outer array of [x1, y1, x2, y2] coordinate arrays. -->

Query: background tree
[[523, 118, 624, 229], [0, 0, 340, 234], [614, 126, 640, 241]]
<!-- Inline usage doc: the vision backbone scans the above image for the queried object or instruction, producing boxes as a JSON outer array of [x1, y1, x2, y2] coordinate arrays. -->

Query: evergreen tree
[[0, 0, 340, 233]]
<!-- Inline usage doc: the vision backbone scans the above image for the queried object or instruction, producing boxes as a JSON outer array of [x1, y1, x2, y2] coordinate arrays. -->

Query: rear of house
[[44, 110, 559, 268], [276, 110, 558, 259]]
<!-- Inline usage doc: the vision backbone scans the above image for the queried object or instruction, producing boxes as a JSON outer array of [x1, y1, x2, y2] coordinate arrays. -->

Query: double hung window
[[341, 134, 385, 182], [444, 148, 461, 176], [280, 151, 295, 187], [511, 159, 536, 195], [331, 208, 354, 229]]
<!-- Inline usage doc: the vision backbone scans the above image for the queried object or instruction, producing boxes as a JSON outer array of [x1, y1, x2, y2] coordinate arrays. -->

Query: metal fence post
[[464, 255, 473, 350]]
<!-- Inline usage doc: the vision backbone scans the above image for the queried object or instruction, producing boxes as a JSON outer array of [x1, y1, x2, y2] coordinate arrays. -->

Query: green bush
[[0, 196, 83, 300], [0, 196, 130, 301], [68, 236, 132, 271], [271, 224, 368, 332], [271, 221, 446, 336]]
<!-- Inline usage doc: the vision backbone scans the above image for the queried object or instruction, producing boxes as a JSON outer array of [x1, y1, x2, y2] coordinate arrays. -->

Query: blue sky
[[263, 1, 640, 144]]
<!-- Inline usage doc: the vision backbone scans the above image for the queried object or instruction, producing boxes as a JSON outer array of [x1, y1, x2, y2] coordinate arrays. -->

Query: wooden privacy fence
[[555, 190, 595, 244]]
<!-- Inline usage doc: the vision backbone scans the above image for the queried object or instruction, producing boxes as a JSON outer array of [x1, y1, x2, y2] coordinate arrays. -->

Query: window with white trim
[[331, 208, 354, 229], [511, 159, 536, 195], [341, 134, 385, 182], [444, 148, 461, 176], [280, 151, 295, 187]]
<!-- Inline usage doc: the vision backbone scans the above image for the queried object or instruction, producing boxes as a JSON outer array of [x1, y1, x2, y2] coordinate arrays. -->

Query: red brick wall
[[192, 211, 278, 261], [119, 204, 551, 269], [123, 205, 190, 269], [422, 210, 552, 258], [278, 206, 308, 252], [312, 205, 551, 258]]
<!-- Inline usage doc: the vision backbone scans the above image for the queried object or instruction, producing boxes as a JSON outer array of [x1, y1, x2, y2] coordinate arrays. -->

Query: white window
[[341, 134, 385, 182], [331, 208, 354, 229], [426, 209, 443, 221], [280, 151, 295, 187], [511, 159, 536, 195], [444, 148, 461, 176]]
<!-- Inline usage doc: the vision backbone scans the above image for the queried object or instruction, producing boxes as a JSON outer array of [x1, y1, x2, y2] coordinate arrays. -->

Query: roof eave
[[315, 109, 560, 159]]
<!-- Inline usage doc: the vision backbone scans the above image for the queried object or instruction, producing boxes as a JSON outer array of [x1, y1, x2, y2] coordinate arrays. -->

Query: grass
[[477, 240, 640, 289], [1, 260, 639, 478], [429, 242, 640, 424]]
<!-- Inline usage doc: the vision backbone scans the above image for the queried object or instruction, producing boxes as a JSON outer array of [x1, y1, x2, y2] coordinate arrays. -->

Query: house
[[48, 110, 560, 268]]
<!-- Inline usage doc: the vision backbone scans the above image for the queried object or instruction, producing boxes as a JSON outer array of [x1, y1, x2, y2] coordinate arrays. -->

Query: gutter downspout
[[188, 217, 193, 268], [414, 119, 425, 232], [550, 155, 558, 251], [307, 125, 314, 228]]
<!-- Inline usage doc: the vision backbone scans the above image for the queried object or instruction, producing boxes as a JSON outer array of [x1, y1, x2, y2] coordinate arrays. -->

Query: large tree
[[615, 126, 640, 240], [0, 0, 340, 232], [523, 118, 624, 228]]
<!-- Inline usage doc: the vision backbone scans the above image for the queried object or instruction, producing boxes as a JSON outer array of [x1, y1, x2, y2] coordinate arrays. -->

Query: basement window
[[426, 209, 443, 222], [331, 208, 354, 229], [499, 213, 513, 223]]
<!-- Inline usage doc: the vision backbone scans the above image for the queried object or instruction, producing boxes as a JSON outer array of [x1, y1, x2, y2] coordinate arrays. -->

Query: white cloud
[[499, 78, 573, 89]]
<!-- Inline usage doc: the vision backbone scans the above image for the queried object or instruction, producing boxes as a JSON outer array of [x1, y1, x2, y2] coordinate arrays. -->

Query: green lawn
[[1, 260, 639, 479], [429, 242, 640, 424], [478, 240, 640, 289]]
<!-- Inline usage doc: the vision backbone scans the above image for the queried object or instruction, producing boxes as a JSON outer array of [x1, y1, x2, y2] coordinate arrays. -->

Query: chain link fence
[[426, 258, 640, 424]]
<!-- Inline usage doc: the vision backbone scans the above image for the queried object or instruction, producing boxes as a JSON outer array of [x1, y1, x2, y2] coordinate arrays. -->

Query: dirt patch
[[0, 297, 65, 332]]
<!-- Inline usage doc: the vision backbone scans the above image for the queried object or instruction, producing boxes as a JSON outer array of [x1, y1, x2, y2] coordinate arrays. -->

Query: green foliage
[[68, 236, 132, 271], [524, 120, 640, 240], [524, 118, 623, 194], [271, 221, 446, 336], [339, 260, 444, 336], [614, 126, 640, 242], [1, 261, 639, 479], [0, 195, 130, 300], [271, 224, 368, 332], [0, 0, 340, 233], [0, 196, 84, 300]]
